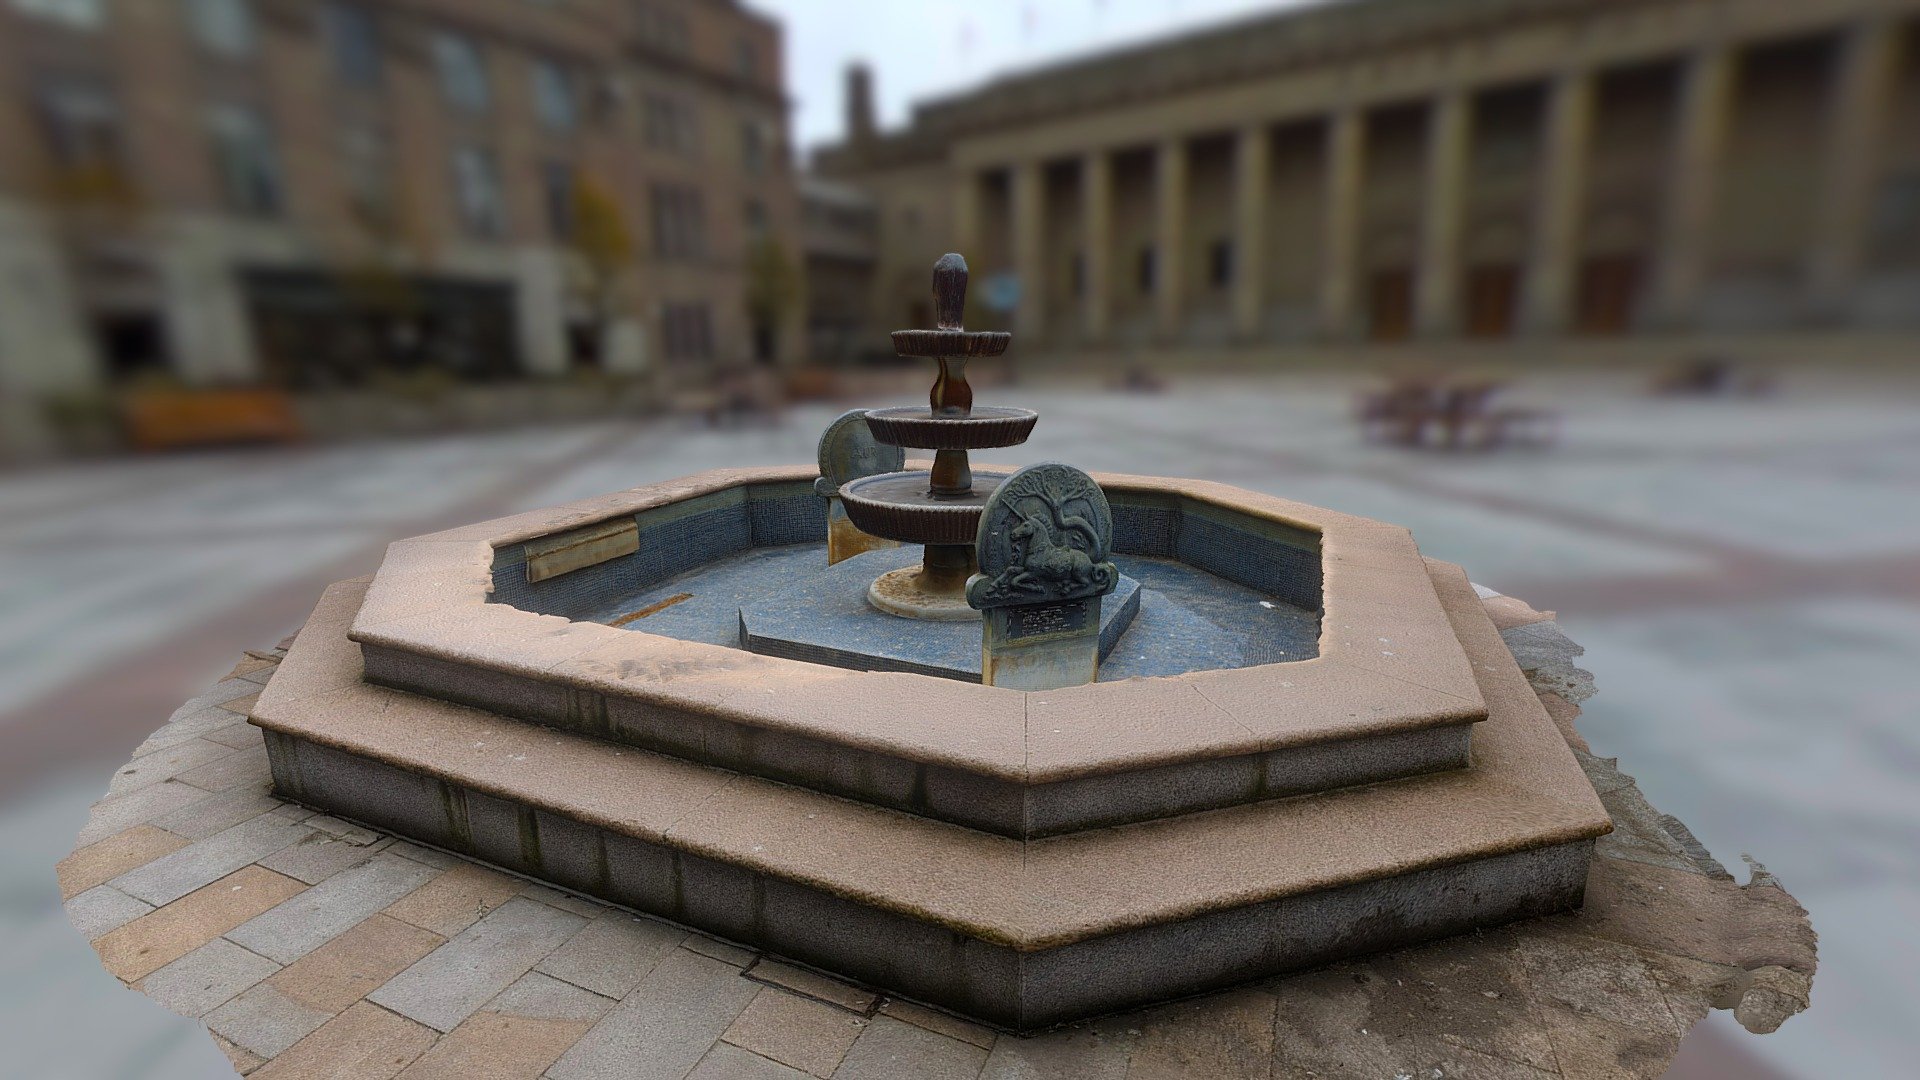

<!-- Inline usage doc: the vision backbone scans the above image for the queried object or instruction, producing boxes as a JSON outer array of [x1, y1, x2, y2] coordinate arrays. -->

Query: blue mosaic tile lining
[[494, 484, 1323, 653]]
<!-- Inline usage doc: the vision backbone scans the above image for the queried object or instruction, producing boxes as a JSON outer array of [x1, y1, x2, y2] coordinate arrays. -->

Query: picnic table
[[1357, 375, 1557, 450]]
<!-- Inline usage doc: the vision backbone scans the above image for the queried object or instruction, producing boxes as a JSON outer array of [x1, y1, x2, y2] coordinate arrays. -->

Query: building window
[[184, 0, 253, 56], [9, 0, 105, 29], [340, 124, 390, 227], [451, 147, 505, 236], [35, 78, 122, 175], [1137, 246, 1156, 294], [207, 103, 282, 216], [1070, 252, 1085, 297], [531, 59, 576, 131], [1208, 239, 1232, 289], [432, 32, 491, 112], [542, 161, 575, 240], [1872, 174, 1920, 265], [662, 302, 713, 364], [743, 198, 767, 241], [643, 93, 697, 154], [635, 5, 690, 53], [322, 3, 381, 85], [740, 119, 767, 176], [733, 36, 757, 80], [650, 184, 705, 259]]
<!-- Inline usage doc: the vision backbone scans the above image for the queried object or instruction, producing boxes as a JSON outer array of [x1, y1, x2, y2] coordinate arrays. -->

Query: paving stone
[[305, 815, 381, 845], [1535, 1000, 1679, 1080], [269, 803, 318, 822], [228, 851, 440, 964], [486, 971, 615, 1023], [139, 938, 281, 1018], [979, 1025, 1130, 1079], [259, 832, 394, 885], [65, 884, 153, 941], [212, 1033, 266, 1075], [176, 744, 272, 793], [745, 959, 877, 1013], [874, 1000, 996, 1050], [110, 738, 236, 795], [218, 692, 263, 715], [229, 655, 280, 680], [520, 881, 606, 918], [690, 1043, 811, 1079], [384, 839, 464, 869], [151, 786, 281, 840], [830, 1015, 988, 1080], [392, 1010, 592, 1080], [368, 897, 588, 1033], [249, 1001, 438, 1080], [76, 780, 210, 848], [1516, 933, 1682, 1036], [384, 862, 526, 937], [266, 914, 446, 1015], [206, 721, 267, 750], [549, 948, 761, 1080], [109, 813, 315, 906], [57, 824, 189, 899], [205, 982, 335, 1058], [93, 866, 307, 982], [1103, 988, 1275, 1080], [683, 934, 758, 967], [134, 707, 247, 758], [535, 910, 687, 999], [724, 987, 869, 1077]]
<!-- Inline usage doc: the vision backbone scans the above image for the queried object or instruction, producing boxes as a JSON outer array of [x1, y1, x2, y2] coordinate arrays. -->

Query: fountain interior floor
[[576, 542, 1320, 681]]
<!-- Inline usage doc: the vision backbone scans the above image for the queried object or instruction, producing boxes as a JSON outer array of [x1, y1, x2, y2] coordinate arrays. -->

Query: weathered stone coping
[[343, 467, 1488, 800], [255, 559, 1607, 956]]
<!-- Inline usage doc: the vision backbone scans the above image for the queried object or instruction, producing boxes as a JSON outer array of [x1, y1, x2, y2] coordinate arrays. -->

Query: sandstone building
[[0, 0, 799, 453], [813, 0, 1920, 359]]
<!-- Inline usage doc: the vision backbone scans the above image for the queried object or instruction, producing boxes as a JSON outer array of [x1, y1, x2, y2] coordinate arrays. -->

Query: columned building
[[813, 0, 1920, 357]]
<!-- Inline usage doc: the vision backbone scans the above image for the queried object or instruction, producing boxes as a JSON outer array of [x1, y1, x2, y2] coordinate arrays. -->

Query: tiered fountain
[[836, 253, 1034, 621]]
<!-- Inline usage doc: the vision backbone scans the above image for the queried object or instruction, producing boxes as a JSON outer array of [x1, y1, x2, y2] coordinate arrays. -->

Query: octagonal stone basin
[[344, 467, 1487, 839], [488, 472, 1320, 683]]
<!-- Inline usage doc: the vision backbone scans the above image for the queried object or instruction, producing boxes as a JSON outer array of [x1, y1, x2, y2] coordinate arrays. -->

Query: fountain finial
[[932, 252, 969, 330]]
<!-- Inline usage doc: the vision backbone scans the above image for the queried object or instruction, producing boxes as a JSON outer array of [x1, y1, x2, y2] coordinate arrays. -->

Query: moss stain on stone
[[518, 806, 543, 870], [441, 782, 471, 848]]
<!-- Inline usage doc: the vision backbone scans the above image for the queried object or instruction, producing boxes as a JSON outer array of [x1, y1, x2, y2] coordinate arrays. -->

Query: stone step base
[[254, 564, 1607, 1030]]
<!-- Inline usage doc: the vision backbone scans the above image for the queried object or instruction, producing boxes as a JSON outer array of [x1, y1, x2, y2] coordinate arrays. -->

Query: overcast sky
[[749, 0, 1319, 157]]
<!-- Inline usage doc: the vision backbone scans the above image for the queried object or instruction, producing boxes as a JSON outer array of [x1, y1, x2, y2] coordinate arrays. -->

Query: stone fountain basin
[[253, 558, 1608, 1031], [338, 467, 1487, 839]]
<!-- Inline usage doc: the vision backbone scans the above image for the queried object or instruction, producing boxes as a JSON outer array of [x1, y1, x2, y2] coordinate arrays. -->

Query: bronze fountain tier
[[838, 253, 1039, 620]]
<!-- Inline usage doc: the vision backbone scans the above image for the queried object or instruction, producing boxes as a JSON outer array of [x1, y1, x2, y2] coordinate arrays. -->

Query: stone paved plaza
[[5, 372, 1918, 1077]]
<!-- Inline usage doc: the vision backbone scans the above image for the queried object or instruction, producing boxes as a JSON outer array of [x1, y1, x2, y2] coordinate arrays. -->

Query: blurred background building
[[0, 0, 802, 459], [813, 0, 1920, 364]]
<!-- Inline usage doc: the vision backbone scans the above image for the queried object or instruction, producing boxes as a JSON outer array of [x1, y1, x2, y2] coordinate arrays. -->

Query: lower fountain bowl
[[839, 469, 1007, 546]]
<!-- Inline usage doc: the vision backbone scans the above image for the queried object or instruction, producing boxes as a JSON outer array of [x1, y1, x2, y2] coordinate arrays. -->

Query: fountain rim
[[344, 464, 1490, 787]]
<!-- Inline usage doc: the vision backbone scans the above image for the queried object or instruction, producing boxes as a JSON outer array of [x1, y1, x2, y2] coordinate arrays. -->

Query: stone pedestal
[[966, 464, 1120, 691]]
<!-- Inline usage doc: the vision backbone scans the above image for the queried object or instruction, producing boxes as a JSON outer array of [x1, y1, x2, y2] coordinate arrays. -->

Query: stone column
[[1232, 124, 1270, 340], [1526, 69, 1597, 335], [1081, 151, 1112, 342], [952, 169, 981, 258], [1319, 107, 1365, 340], [1807, 19, 1900, 316], [1417, 88, 1471, 337], [1154, 137, 1188, 339], [1011, 160, 1046, 340], [1654, 45, 1736, 327]]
